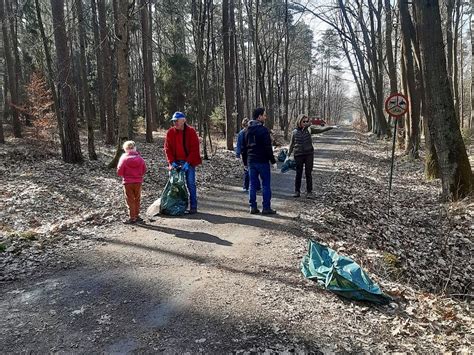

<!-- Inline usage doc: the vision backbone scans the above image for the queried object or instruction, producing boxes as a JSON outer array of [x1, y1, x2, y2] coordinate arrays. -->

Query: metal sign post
[[384, 93, 409, 212], [388, 116, 397, 206]]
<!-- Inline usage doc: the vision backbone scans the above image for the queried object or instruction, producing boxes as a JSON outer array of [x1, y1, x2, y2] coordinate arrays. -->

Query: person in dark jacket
[[236, 118, 261, 192], [242, 108, 277, 215], [287, 114, 334, 198], [164, 111, 202, 214]]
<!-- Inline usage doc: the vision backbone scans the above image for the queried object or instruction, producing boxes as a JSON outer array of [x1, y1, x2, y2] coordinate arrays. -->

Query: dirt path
[[0, 128, 427, 353]]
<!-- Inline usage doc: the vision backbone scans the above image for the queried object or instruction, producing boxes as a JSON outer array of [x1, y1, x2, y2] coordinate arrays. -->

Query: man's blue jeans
[[243, 166, 261, 191], [248, 162, 271, 210], [177, 161, 197, 209]]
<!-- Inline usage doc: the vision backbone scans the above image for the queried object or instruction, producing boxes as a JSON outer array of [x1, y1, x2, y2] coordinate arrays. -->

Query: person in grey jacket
[[287, 114, 334, 198]]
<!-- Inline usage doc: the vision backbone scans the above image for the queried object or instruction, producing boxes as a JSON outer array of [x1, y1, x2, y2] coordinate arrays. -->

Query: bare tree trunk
[[339, 0, 389, 137], [471, 0, 474, 128], [234, 13, 244, 130], [423, 106, 440, 180], [266, 59, 275, 129], [77, 0, 97, 160], [452, 0, 461, 123], [35, 0, 65, 157], [245, 0, 267, 109], [339, 27, 371, 131], [50, 0, 83, 163], [7, 0, 26, 124], [3, 75, 8, 124], [148, 3, 159, 130], [238, 0, 250, 120], [0, 86, 4, 143], [283, 0, 290, 139], [414, 0, 473, 200], [384, 0, 397, 94], [109, 0, 131, 168], [141, 0, 153, 142], [98, 0, 115, 144], [91, 0, 106, 135], [400, 0, 420, 159], [0, 0, 20, 137], [223, 0, 235, 150]]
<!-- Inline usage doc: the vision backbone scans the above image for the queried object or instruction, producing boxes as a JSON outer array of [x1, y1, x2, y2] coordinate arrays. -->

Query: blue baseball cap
[[171, 111, 186, 121]]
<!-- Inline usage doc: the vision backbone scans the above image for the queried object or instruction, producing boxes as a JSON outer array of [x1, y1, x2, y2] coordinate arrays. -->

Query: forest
[[0, 0, 473, 353], [0, 0, 472, 199]]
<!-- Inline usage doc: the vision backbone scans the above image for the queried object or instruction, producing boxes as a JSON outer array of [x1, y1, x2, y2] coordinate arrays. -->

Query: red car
[[311, 118, 326, 126]]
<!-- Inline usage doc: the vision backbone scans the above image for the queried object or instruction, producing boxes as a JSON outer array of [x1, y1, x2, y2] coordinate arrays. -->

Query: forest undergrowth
[[0, 128, 472, 351]]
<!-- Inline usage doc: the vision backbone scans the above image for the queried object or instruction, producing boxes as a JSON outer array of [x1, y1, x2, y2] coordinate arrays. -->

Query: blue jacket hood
[[248, 119, 262, 127]]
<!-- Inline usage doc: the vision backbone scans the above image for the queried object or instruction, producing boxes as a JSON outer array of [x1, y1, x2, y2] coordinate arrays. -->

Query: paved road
[[1, 128, 349, 353]]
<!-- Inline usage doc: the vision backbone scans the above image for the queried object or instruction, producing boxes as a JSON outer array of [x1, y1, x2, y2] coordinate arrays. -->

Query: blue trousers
[[248, 162, 271, 210], [243, 167, 261, 191]]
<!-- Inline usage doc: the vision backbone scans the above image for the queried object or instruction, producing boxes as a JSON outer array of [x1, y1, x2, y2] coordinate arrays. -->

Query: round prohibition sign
[[385, 93, 409, 118]]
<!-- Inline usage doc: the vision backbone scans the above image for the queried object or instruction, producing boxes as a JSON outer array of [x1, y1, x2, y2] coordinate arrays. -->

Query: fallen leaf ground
[[0, 127, 472, 353]]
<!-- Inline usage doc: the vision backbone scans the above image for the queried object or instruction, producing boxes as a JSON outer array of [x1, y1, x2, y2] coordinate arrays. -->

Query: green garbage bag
[[301, 240, 392, 305], [277, 148, 288, 162], [159, 169, 189, 216]]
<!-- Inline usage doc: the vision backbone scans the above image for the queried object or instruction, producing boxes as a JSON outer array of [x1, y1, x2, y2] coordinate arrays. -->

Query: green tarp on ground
[[301, 240, 392, 305]]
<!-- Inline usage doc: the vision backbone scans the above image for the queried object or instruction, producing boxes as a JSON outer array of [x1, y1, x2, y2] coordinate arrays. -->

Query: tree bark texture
[[223, 0, 235, 150], [77, 0, 97, 160], [414, 0, 473, 200], [35, 0, 65, 158], [109, 0, 131, 168], [50, 0, 83, 163], [400, 1, 420, 159], [0, 0, 20, 137], [91, 0, 106, 135], [141, 0, 153, 142], [98, 0, 115, 144]]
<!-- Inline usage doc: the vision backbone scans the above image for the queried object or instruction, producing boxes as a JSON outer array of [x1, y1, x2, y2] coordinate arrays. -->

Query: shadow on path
[[106, 238, 307, 290], [136, 223, 233, 246]]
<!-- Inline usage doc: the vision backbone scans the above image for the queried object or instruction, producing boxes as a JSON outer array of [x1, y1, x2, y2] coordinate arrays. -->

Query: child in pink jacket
[[117, 141, 147, 224]]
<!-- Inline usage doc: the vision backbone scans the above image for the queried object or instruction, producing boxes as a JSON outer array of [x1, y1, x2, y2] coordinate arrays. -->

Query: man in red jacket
[[164, 111, 202, 214]]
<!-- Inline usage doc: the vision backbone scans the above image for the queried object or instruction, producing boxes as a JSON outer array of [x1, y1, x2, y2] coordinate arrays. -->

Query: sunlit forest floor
[[0, 126, 472, 353]]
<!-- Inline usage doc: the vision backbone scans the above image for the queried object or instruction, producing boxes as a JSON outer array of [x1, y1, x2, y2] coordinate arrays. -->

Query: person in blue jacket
[[236, 118, 260, 192], [241, 108, 277, 215]]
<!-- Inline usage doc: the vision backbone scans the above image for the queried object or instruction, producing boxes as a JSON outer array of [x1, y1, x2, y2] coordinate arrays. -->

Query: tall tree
[[400, 0, 420, 159], [223, 0, 235, 150], [0, 82, 4, 143], [338, 0, 390, 137], [471, 0, 474, 128], [282, 0, 289, 139], [109, 0, 131, 167], [35, 0, 64, 157], [7, 0, 25, 121], [384, 0, 397, 94], [147, 2, 159, 130], [98, 0, 115, 144], [76, 0, 97, 160], [0, 0, 21, 137], [414, 0, 473, 200], [141, 0, 153, 142], [91, 0, 106, 135], [50, 0, 83, 163], [233, 0, 244, 130]]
